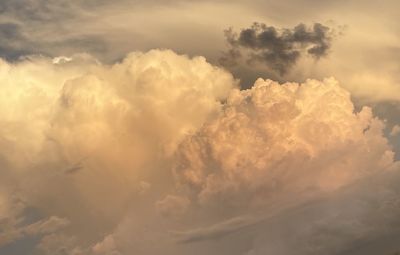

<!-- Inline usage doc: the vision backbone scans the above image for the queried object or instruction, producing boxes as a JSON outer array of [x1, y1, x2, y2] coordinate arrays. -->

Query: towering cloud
[[0, 50, 237, 253], [173, 78, 393, 207], [221, 23, 334, 75], [0, 50, 398, 255]]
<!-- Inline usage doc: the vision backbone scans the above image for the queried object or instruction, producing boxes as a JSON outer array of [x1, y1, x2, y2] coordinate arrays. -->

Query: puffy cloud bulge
[[0, 50, 399, 254], [174, 78, 394, 207], [0, 50, 236, 252]]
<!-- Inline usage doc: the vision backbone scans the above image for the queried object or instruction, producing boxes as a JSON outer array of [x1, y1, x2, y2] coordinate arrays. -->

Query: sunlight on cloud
[[173, 77, 394, 207], [0, 50, 399, 255]]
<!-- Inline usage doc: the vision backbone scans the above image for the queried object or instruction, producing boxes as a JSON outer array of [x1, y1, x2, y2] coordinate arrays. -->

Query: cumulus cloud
[[0, 49, 236, 253], [105, 75, 397, 255], [173, 78, 394, 209], [221, 23, 335, 75], [0, 49, 398, 255], [0, 49, 235, 171]]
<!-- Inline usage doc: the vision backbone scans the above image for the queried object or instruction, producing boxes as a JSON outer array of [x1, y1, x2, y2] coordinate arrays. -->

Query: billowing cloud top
[[0, 49, 399, 255], [174, 78, 393, 207]]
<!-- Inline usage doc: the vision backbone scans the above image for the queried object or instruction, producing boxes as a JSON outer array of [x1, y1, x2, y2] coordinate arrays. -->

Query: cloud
[[0, 0, 398, 108], [0, 0, 111, 60], [37, 233, 83, 255], [92, 235, 121, 255], [221, 23, 335, 75], [0, 1, 399, 253], [0, 194, 25, 246], [169, 163, 400, 254], [0, 193, 69, 247], [391, 125, 400, 136], [0, 49, 237, 253], [0, 49, 398, 255], [104, 74, 397, 255], [0, 0, 74, 21], [173, 215, 259, 243], [156, 195, 190, 218], [235, 163, 400, 255], [173, 78, 394, 209], [0, 22, 32, 60], [0, 0, 234, 61]]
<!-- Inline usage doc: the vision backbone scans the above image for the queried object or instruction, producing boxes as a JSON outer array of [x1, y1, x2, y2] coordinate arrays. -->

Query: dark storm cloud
[[222, 23, 334, 75]]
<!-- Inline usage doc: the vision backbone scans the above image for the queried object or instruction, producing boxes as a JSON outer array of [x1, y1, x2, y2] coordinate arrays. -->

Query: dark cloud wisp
[[221, 22, 334, 75]]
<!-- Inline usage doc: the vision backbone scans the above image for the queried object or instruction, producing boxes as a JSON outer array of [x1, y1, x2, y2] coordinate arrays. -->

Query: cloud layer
[[1, 0, 399, 106]]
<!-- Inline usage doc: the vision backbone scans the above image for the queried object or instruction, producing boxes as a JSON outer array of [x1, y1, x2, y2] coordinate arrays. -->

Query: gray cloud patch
[[221, 23, 334, 75], [0, 21, 107, 61], [0, 0, 107, 60], [0, 22, 33, 60], [0, 0, 76, 22]]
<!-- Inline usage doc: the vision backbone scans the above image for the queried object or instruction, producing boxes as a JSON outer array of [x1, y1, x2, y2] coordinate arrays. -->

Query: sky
[[0, 1, 399, 255]]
